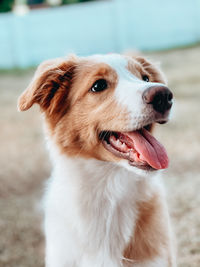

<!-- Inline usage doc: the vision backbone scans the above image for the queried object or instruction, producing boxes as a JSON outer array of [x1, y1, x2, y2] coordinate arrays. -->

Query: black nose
[[142, 86, 173, 114]]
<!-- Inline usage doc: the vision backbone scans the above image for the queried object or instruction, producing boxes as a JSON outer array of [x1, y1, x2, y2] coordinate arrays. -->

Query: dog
[[18, 53, 176, 267]]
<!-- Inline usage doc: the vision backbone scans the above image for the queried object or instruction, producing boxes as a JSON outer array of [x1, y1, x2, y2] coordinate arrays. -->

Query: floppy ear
[[18, 56, 77, 115]]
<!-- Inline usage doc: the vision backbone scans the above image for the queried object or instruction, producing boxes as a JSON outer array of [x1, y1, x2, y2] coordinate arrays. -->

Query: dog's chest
[[46, 158, 142, 251], [78, 173, 138, 254], [44, 155, 162, 266]]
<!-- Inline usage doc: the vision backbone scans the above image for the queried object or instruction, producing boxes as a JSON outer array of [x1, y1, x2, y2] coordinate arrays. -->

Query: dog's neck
[[48, 137, 163, 202], [50, 142, 158, 192]]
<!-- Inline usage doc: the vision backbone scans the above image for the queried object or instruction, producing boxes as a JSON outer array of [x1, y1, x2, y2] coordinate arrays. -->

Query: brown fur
[[136, 56, 166, 84], [19, 56, 131, 163], [127, 56, 166, 84], [18, 57, 77, 126], [123, 194, 169, 263], [44, 60, 126, 162]]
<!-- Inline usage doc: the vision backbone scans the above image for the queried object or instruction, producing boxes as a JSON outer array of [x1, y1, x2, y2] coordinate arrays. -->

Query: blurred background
[[0, 0, 200, 266]]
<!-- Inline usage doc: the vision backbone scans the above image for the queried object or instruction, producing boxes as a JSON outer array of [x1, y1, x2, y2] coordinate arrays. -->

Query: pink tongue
[[126, 128, 169, 169]]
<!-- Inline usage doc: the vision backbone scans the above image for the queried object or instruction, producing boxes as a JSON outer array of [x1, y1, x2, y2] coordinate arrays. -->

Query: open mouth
[[99, 125, 169, 171]]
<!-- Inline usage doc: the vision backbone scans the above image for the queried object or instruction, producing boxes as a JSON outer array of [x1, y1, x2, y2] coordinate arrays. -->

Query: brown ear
[[135, 56, 167, 85], [18, 56, 77, 114]]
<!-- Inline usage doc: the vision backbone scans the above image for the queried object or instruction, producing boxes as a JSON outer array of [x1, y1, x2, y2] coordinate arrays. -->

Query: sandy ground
[[0, 46, 200, 267]]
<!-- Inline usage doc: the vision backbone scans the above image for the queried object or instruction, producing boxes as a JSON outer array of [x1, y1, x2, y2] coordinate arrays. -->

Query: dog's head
[[18, 54, 173, 173]]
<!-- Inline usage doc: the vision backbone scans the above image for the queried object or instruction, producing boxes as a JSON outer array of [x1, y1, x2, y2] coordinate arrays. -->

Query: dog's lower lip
[[128, 160, 156, 171]]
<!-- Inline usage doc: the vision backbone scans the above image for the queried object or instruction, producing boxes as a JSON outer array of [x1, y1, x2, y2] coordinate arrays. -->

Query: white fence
[[0, 0, 200, 68]]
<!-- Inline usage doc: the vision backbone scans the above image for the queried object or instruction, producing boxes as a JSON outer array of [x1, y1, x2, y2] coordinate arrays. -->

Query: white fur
[[44, 144, 169, 267]]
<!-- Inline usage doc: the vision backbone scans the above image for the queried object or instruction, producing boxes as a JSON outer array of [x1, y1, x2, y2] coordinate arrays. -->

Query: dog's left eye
[[142, 75, 149, 82], [90, 79, 108, 92]]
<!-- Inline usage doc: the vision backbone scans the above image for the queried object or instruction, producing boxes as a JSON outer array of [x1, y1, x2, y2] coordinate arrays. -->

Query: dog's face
[[18, 54, 173, 173]]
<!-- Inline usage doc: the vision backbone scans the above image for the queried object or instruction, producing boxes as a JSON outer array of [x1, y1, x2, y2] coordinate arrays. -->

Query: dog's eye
[[142, 75, 149, 82], [91, 79, 108, 92]]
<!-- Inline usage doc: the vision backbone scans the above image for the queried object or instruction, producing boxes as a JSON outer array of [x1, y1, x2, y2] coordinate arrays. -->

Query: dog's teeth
[[121, 143, 126, 148], [116, 139, 120, 145], [111, 135, 116, 141]]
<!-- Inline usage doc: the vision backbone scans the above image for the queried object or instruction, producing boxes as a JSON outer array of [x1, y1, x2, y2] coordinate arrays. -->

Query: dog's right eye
[[142, 75, 149, 82], [90, 79, 108, 92]]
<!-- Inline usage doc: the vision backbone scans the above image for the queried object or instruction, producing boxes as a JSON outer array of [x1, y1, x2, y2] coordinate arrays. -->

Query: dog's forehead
[[88, 54, 127, 68], [87, 54, 140, 82]]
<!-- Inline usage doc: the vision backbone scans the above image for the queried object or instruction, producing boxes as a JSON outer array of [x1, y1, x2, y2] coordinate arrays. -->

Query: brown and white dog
[[18, 53, 176, 267]]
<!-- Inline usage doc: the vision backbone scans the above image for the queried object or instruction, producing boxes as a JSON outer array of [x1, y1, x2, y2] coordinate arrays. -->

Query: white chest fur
[[43, 145, 167, 267]]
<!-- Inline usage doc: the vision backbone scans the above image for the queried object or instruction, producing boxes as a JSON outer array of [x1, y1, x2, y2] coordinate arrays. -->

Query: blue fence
[[0, 0, 200, 68]]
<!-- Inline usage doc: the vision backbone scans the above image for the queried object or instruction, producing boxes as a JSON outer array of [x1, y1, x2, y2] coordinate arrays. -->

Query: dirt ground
[[0, 46, 200, 267]]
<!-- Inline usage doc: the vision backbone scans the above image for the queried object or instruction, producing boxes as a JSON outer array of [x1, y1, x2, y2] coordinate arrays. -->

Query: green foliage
[[62, 0, 79, 4], [62, 0, 95, 5], [0, 0, 14, 12], [0, 0, 95, 12]]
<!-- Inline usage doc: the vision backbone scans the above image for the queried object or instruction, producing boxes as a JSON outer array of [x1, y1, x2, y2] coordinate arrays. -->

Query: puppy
[[18, 53, 176, 267]]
